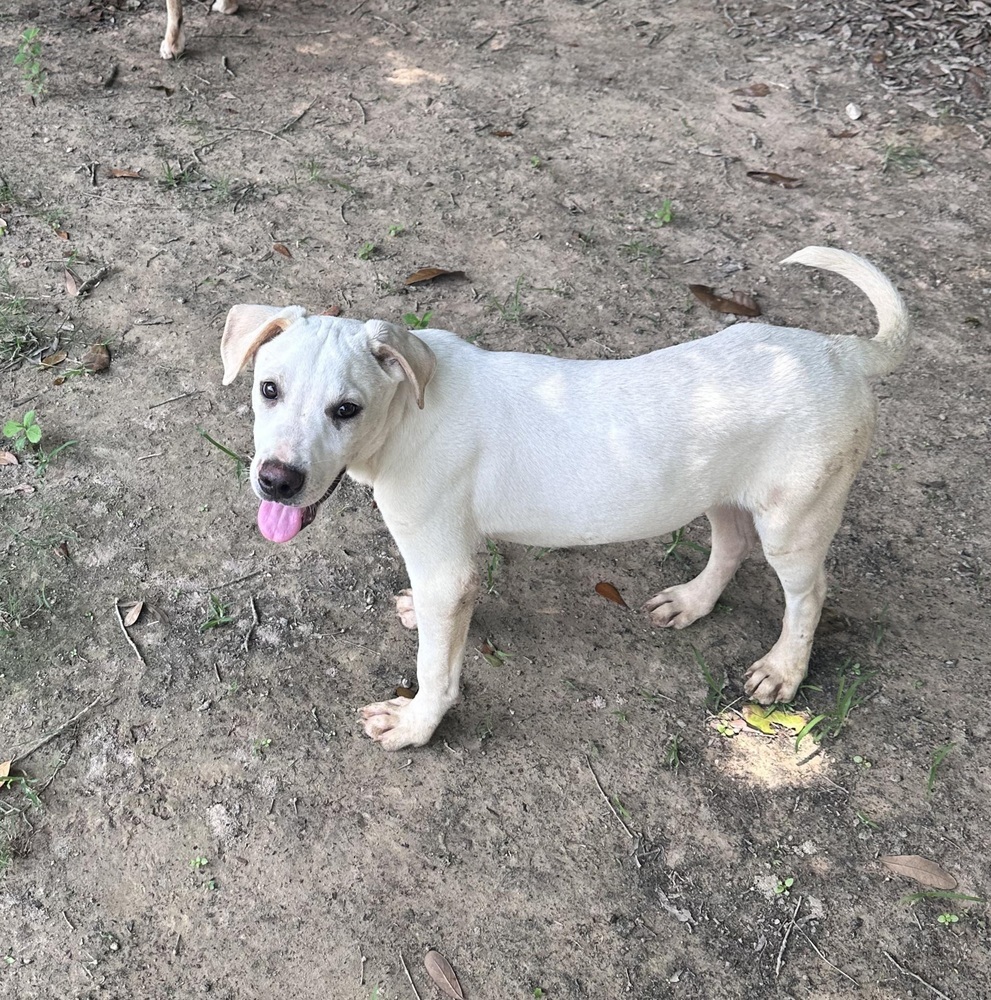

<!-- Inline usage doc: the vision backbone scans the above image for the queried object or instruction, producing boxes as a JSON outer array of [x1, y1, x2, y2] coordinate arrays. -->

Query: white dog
[[220, 247, 908, 751], [161, 0, 238, 60]]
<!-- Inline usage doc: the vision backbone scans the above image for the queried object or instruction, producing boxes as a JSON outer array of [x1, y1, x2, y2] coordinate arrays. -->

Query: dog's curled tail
[[782, 246, 910, 376]]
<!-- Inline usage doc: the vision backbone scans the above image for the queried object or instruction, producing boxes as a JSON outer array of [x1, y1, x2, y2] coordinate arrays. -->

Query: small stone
[[845, 102, 863, 121]]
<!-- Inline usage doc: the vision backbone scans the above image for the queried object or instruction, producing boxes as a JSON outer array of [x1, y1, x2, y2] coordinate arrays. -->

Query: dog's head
[[221, 305, 436, 542]]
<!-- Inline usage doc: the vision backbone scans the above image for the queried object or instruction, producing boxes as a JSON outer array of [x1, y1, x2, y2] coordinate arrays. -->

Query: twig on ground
[[585, 754, 634, 839], [242, 596, 259, 652], [149, 390, 202, 409], [399, 952, 422, 1000], [884, 951, 954, 1000], [115, 599, 146, 666], [279, 101, 314, 135], [207, 570, 264, 592], [9, 695, 105, 765], [795, 926, 859, 986], [775, 895, 803, 978]]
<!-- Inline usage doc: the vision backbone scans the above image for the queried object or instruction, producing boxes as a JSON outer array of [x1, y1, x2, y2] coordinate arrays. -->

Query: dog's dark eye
[[260, 381, 278, 400], [333, 401, 361, 420]]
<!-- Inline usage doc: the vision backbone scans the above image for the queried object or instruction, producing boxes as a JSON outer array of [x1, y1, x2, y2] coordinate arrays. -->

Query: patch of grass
[[200, 595, 233, 632], [490, 275, 527, 323], [252, 737, 272, 756], [0, 278, 43, 372], [881, 143, 932, 176], [664, 735, 682, 770], [926, 742, 956, 795], [661, 527, 709, 565], [357, 241, 378, 261], [403, 310, 433, 330], [197, 427, 248, 482], [484, 539, 501, 594], [3, 410, 76, 475], [387, 223, 405, 237], [160, 160, 196, 190], [795, 660, 874, 749], [693, 646, 726, 713], [14, 28, 46, 99], [619, 241, 663, 263], [0, 583, 53, 639]]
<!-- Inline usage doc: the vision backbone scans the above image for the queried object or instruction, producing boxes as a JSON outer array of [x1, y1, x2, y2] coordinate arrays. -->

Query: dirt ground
[[1, 1, 989, 997]]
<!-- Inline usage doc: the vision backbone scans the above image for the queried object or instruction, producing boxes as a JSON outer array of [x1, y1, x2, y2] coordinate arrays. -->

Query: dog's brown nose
[[257, 459, 306, 501]]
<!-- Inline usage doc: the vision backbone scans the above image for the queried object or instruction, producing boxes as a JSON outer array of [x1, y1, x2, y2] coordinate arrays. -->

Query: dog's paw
[[644, 585, 712, 629], [212, 0, 239, 13], [160, 27, 185, 59], [394, 589, 417, 630], [743, 655, 805, 705], [361, 697, 439, 751]]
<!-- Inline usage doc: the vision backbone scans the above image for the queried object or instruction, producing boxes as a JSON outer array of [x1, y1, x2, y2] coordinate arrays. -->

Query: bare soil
[[1, 2, 989, 998]]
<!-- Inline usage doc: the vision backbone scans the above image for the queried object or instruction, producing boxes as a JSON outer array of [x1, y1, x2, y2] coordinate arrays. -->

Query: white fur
[[221, 247, 909, 750]]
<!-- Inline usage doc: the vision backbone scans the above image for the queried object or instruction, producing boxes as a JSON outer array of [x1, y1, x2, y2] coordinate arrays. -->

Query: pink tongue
[[257, 500, 305, 543]]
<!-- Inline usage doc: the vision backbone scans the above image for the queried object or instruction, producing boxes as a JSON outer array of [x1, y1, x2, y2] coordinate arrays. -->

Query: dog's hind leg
[[362, 553, 478, 750], [744, 465, 861, 704], [645, 505, 757, 629]]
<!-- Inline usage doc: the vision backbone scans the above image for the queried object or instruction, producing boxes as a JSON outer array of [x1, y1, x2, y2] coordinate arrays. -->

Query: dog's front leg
[[361, 555, 478, 751]]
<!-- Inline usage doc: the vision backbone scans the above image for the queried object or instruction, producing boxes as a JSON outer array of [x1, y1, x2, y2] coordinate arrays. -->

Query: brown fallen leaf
[[0, 451, 18, 466], [0, 760, 10, 780], [54, 229, 70, 240], [322, 305, 342, 317], [746, 170, 802, 189], [53, 541, 71, 563], [424, 950, 465, 1000], [41, 351, 67, 367], [65, 269, 81, 297], [595, 581, 629, 609], [405, 267, 466, 286], [491, 129, 514, 137], [732, 82, 770, 97], [81, 343, 112, 373], [827, 128, 859, 139], [395, 685, 416, 699], [107, 167, 144, 179], [149, 84, 176, 97], [688, 284, 761, 318], [879, 855, 958, 891], [273, 242, 293, 259], [122, 601, 144, 628]]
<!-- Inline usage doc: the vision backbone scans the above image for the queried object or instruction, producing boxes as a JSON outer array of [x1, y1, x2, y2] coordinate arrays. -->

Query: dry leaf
[[595, 581, 629, 609], [827, 128, 859, 139], [55, 229, 70, 240], [879, 855, 957, 890], [404, 267, 466, 286], [322, 305, 342, 317], [395, 685, 416, 699], [65, 269, 81, 297], [107, 167, 144, 179], [1, 483, 35, 495], [742, 703, 807, 735], [41, 351, 67, 367], [81, 343, 112, 372], [0, 451, 18, 466], [732, 82, 770, 97], [0, 760, 10, 779], [123, 601, 144, 627], [53, 541, 71, 563], [732, 102, 764, 116], [273, 242, 293, 259], [491, 129, 514, 137], [149, 84, 176, 97], [746, 171, 802, 189], [688, 284, 761, 318], [424, 950, 465, 1000]]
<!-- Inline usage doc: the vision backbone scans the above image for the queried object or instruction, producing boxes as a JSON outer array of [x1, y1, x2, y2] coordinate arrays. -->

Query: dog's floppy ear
[[367, 320, 437, 410], [220, 305, 305, 385]]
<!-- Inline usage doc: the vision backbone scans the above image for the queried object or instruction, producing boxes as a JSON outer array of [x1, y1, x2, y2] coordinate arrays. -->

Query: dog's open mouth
[[256, 469, 345, 544]]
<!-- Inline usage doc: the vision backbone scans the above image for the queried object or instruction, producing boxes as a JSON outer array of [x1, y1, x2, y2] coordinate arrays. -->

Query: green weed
[[693, 646, 726, 713], [14, 28, 46, 98], [647, 199, 674, 225], [197, 427, 248, 482], [403, 310, 433, 330], [927, 742, 956, 795], [357, 241, 378, 261], [3, 410, 76, 475], [794, 660, 873, 749], [490, 275, 527, 323], [200, 595, 233, 632]]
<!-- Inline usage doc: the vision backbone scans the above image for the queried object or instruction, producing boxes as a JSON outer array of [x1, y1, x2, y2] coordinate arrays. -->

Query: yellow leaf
[[742, 703, 808, 735]]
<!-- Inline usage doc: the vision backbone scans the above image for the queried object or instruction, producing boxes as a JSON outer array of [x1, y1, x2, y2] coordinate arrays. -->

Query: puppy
[[161, 0, 239, 60], [220, 247, 909, 751]]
